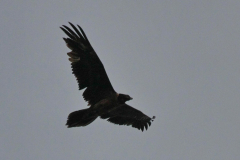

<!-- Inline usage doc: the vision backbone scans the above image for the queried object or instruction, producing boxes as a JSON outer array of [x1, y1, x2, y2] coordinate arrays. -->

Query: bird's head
[[117, 93, 133, 104]]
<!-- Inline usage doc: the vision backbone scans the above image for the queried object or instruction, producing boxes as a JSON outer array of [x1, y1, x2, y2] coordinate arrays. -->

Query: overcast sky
[[1, 1, 240, 160]]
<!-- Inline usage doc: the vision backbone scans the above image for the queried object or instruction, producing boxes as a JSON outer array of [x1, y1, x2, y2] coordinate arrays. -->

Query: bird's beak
[[130, 97, 133, 100]]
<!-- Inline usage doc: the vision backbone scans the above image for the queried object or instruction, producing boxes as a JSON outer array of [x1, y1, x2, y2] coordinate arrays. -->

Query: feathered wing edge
[[60, 22, 94, 90], [60, 22, 92, 49], [60, 22, 116, 105], [101, 104, 155, 131]]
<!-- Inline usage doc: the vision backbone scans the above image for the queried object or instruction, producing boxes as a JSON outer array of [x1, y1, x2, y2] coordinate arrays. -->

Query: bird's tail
[[66, 108, 98, 128]]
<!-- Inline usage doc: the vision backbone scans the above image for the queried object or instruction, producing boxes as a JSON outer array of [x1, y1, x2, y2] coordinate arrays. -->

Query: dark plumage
[[61, 22, 154, 131]]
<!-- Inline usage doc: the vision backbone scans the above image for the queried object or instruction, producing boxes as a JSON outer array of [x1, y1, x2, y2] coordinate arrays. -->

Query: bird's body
[[61, 22, 154, 131]]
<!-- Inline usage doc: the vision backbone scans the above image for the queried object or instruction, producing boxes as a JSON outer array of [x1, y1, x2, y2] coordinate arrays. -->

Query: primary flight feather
[[61, 22, 154, 131]]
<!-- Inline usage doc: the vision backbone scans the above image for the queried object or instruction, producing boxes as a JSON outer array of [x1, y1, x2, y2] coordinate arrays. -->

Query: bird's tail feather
[[66, 108, 98, 128]]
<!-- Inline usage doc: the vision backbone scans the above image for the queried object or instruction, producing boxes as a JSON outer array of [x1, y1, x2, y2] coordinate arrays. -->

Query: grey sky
[[1, 1, 240, 159]]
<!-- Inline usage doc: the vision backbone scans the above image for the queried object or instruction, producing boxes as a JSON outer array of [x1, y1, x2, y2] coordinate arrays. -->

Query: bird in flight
[[60, 22, 155, 131]]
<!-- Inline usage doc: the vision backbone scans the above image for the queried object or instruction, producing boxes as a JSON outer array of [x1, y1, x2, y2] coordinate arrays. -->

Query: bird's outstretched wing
[[60, 22, 116, 105], [101, 104, 155, 131]]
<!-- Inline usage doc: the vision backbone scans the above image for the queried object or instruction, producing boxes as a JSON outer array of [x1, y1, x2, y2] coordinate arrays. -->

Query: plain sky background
[[1, 1, 240, 160]]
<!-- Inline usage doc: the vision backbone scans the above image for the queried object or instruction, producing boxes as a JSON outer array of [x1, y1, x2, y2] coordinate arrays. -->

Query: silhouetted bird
[[60, 22, 155, 131]]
